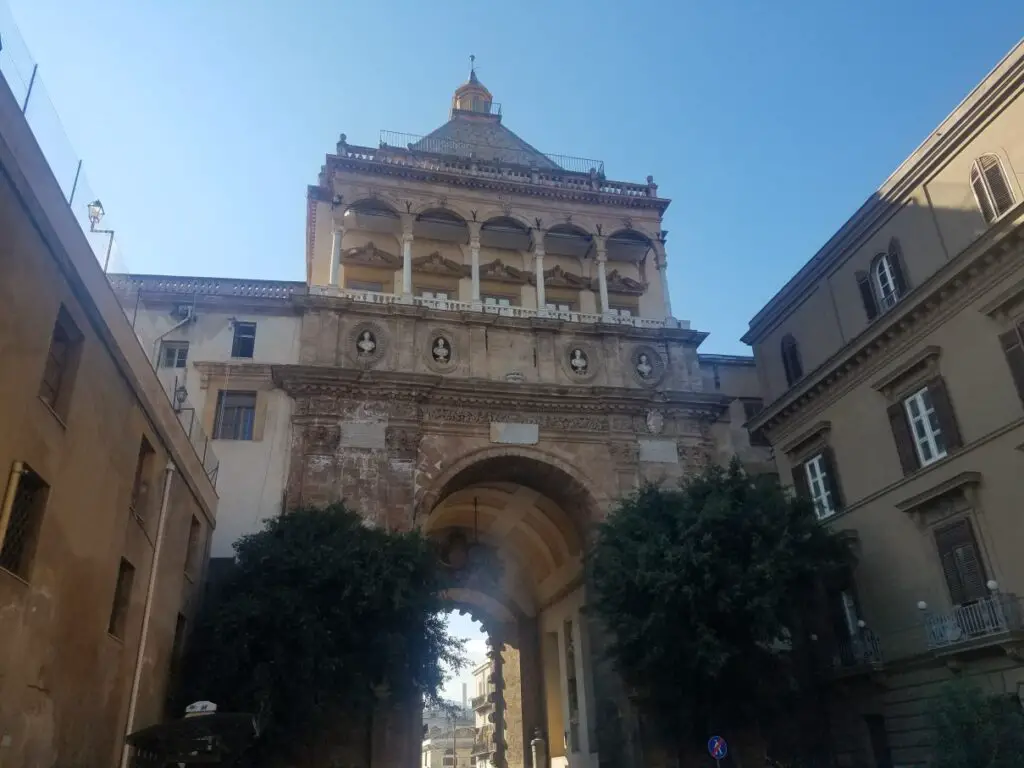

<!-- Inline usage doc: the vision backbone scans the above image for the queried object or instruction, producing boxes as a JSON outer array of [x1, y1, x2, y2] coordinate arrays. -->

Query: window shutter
[[925, 377, 962, 451], [887, 402, 918, 474], [935, 520, 988, 605], [999, 326, 1024, 405], [981, 155, 1015, 216], [820, 445, 844, 511], [972, 166, 996, 223], [790, 463, 811, 500], [856, 271, 878, 321], [887, 240, 909, 296]]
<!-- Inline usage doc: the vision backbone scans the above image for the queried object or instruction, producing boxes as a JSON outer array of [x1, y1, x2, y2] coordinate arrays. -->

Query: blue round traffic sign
[[708, 735, 728, 760]]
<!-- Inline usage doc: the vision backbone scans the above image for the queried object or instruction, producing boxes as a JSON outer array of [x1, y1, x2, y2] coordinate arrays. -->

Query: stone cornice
[[296, 292, 709, 344], [271, 365, 731, 420], [744, 47, 1024, 344], [751, 217, 1024, 435], [324, 154, 672, 214]]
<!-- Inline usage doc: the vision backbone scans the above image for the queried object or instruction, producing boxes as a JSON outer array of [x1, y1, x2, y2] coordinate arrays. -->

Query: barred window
[[39, 306, 82, 416], [107, 558, 136, 638], [0, 465, 49, 579]]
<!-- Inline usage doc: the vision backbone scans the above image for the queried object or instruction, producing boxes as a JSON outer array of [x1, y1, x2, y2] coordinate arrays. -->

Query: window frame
[[780, 334, 803, 387], [38, 305, 83, 417], [107, 557, 136, 638], [934, 518, 989, 606], [213, 390, 258, 441], [803, 452, 837, 520], [0, 464, 49, 579], [230, 321, 257, 359], [129, 436, 156, 518], [873, 253, 898, 310], [970, 154, 1016, 224], [903, 386, 948, 467], [159, 340, 189, 369]]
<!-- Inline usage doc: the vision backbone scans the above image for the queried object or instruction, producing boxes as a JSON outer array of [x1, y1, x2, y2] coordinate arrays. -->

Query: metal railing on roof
[[0, 7, 219, 485], [379, 130, 605, 175]]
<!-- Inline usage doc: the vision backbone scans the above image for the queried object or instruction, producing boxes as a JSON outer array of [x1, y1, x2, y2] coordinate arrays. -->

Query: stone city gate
[[274, 359, 725, 768]]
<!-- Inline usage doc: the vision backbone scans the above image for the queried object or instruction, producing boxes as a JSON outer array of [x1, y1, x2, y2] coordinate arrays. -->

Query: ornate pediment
[[596, 269, 646, 295], [479, 259, 528, 284], [530, 265, 588, 289], [342, 242, 402, 269], [412, 251, 470, 278]]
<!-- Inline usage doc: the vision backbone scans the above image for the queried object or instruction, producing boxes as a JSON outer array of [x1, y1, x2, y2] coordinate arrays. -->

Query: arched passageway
[[422, 455, 601, 768]]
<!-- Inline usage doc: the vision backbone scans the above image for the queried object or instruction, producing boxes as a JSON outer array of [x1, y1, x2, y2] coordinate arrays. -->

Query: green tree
[[177, 503, 464, 765], [930, 680, 1024, 768], [588, 460, 852, 756]]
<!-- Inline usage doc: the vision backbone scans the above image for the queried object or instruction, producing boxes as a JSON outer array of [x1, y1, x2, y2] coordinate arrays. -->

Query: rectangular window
[[185, 515, 202, 575], [213, 390, 257, 440], [803, 453, 836, 520], [935, 519, 988, 605], [483, 296, 512, 307], [347, 279, 385, 293], [108, 557, 136, 638], [38, 305, 82, 415], [998, 323, 1024, 406], [0, 465, 49, 579], [129, 437, 155, 516], [903, 386, 947, 467], [159, 341, 189, 368], [419, 290, 450, 301], [608, 306, 633, 318], [230, 321, 256, 358], [742, 400, 770, 447], [839, 591, 859, 636]]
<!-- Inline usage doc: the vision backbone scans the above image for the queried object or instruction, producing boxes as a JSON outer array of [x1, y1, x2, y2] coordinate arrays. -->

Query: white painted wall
[[130, 305, 300, 556]]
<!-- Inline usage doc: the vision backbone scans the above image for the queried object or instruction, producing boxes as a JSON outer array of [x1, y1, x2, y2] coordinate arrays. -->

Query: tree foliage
[[929, 680, 1024, 768], [588, 460, 852, 742], [176, 504, 464, 763]]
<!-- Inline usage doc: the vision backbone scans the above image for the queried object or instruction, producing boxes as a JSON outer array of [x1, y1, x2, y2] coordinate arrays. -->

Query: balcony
[[471, 693, 492, 711], [829, 629, 883, 675], [471, 726, 494, 756], [309, 287, 685, 330], [924, 593, 1024, 652]]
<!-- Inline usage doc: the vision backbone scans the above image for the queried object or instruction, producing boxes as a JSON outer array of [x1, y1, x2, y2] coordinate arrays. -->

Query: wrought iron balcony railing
[[309, 286, 684, 329], [471, 694, 490, 710], [830, 628, 883, 670], [924, 593, 1024, 650]]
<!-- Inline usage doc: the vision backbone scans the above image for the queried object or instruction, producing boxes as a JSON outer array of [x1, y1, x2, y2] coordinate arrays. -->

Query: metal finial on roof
[[469, 54, 478, 83]]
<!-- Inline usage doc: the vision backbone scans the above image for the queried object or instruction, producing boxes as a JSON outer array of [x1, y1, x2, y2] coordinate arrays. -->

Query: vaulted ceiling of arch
[[425, 481, 584, 618]]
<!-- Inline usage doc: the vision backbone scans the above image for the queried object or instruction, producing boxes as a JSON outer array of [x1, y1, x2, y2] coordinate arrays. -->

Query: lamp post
[[87, 199, 116, 273]]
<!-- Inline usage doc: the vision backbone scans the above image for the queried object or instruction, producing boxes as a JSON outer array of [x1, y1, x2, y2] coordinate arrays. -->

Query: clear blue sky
[[4, 2, 1023, 353]]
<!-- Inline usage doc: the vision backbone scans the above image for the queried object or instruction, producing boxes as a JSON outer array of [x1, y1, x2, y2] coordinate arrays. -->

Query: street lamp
[[87, 198, 116, 273]]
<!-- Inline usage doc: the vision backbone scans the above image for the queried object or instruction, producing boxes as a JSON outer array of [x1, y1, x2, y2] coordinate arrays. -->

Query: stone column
[[329, 224, 345, 288], [533, 235, 546, 312], [653, 238, 674, 322], [469, 221, 482, 306], [400, 214, 414, 298], [595, 236, 610, 316]]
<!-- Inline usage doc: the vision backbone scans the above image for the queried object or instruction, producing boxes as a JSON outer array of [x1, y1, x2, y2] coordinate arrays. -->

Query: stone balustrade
[[309, 286, 686, 329]]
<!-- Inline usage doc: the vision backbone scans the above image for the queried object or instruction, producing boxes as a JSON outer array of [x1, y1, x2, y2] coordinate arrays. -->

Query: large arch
[[420, 449, 605, 768]]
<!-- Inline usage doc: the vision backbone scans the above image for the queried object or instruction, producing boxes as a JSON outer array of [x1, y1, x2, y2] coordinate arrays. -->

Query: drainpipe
[[119, 461, 177, 768]]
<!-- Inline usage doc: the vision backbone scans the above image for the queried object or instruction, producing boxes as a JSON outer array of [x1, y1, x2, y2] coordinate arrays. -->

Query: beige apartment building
[[114, 69, 772, 768], [745, 40, 1024, 767], [0, 69, 217, 765]]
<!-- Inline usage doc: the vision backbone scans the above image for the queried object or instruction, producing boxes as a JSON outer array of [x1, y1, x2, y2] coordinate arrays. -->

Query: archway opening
[[422, 454, 601, 768]]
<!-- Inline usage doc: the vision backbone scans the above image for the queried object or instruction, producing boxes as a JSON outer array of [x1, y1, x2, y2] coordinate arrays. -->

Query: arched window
[[971, 154, 1015, 224], [781, 334, 803, 387], [857, 238, 909, 321]]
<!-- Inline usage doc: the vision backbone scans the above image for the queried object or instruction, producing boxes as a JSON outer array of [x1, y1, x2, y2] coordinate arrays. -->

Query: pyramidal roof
[[411, 68, 560, 171]]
